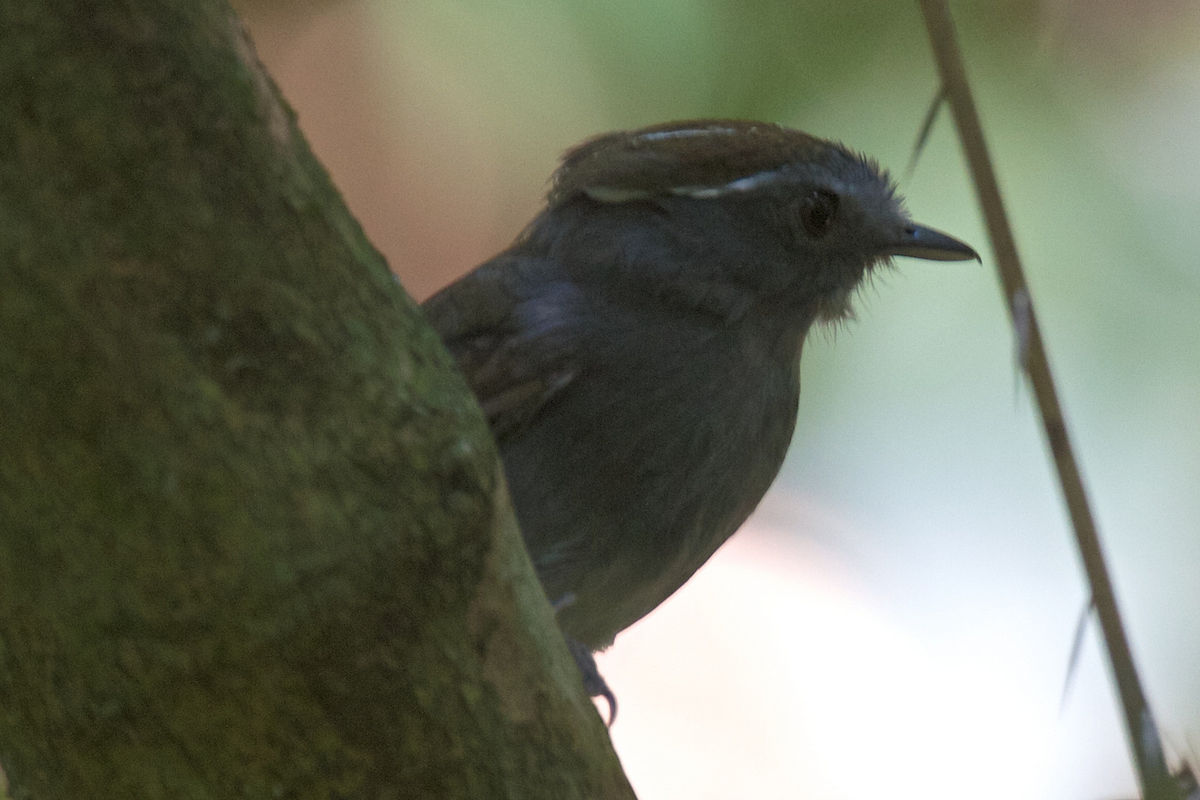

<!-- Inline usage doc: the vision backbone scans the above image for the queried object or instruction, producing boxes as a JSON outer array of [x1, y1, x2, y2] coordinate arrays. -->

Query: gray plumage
[[422, 119, 976, 651]]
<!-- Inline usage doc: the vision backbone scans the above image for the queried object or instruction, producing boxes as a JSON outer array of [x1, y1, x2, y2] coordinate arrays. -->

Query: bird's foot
[[550, 593, 617, 725], [550, 592, 576, 613], [565, 635, 617, 727]]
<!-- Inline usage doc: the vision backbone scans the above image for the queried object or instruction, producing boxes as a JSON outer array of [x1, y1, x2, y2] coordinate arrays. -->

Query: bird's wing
[[421, 256, 580, 443]]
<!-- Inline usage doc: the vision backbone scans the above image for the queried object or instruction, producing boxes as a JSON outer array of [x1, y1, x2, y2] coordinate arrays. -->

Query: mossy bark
[[0, 1, 634, 797]]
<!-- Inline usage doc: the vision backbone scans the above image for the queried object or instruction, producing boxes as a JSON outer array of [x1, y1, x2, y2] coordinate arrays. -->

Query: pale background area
[[236, 1, 1200, 796]]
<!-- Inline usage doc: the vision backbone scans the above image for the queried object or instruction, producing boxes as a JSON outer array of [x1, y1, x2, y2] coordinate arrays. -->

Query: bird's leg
[[550, 593, 617, 726], [565, 635, 617, 727]]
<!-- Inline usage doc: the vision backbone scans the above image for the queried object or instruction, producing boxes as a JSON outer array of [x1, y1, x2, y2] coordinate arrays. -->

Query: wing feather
[[422, 255, 580, 442]]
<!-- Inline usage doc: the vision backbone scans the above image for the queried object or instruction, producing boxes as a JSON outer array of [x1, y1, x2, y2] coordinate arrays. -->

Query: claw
[[565, 636, 618, 727], [550, 592, 577, 613]]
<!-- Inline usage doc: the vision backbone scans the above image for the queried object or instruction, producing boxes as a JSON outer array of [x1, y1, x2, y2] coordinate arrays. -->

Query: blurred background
[[233, 0, 1200, 796]]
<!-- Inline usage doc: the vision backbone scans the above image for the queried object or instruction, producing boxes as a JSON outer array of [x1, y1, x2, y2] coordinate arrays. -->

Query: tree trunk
[[0, 1, 634, 797]]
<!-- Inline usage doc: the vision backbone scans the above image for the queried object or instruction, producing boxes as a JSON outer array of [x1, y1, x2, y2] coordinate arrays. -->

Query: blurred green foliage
[[245, 0, 1200, 786]]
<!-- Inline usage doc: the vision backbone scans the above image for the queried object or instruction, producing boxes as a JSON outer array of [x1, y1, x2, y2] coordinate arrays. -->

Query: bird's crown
[[548, 119, 886, 206]]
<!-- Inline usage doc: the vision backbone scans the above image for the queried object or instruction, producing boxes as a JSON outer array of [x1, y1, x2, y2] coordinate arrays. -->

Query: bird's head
[[525, 119, 977, 326]]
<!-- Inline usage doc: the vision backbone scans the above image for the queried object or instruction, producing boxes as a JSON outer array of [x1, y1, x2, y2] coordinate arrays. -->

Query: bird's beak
[[886, 223, 979, 262]]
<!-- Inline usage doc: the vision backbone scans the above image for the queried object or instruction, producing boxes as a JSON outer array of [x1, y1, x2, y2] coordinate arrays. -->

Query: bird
[[421, 119, 977, 719]]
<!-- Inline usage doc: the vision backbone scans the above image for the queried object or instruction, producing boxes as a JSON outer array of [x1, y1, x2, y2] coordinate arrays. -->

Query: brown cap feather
[[549, 119, 861, 206]]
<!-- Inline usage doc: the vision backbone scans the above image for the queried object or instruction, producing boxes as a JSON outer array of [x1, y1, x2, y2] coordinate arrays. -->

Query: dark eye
[[799, 189, 839, 238]]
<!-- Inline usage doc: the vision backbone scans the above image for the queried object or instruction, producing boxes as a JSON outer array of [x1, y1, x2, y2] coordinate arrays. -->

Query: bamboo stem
[[915, 3, 1179, 797]]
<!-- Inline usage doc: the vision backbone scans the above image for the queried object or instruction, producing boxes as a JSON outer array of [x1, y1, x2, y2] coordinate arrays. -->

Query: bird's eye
[[799, 189, 839, 238]]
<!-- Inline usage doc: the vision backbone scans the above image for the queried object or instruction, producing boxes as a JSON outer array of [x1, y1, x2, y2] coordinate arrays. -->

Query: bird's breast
[[503, 305, 802, 647]]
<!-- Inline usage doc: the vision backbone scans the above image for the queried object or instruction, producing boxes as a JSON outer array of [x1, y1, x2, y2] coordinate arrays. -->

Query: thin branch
[[905, 85, 945, 179], [915, 3, 1180, 798], [1060, 597, 1093, 712]]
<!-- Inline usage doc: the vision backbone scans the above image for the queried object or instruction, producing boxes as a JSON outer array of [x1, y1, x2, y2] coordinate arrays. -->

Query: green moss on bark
[[0, 1, 633, 797]]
